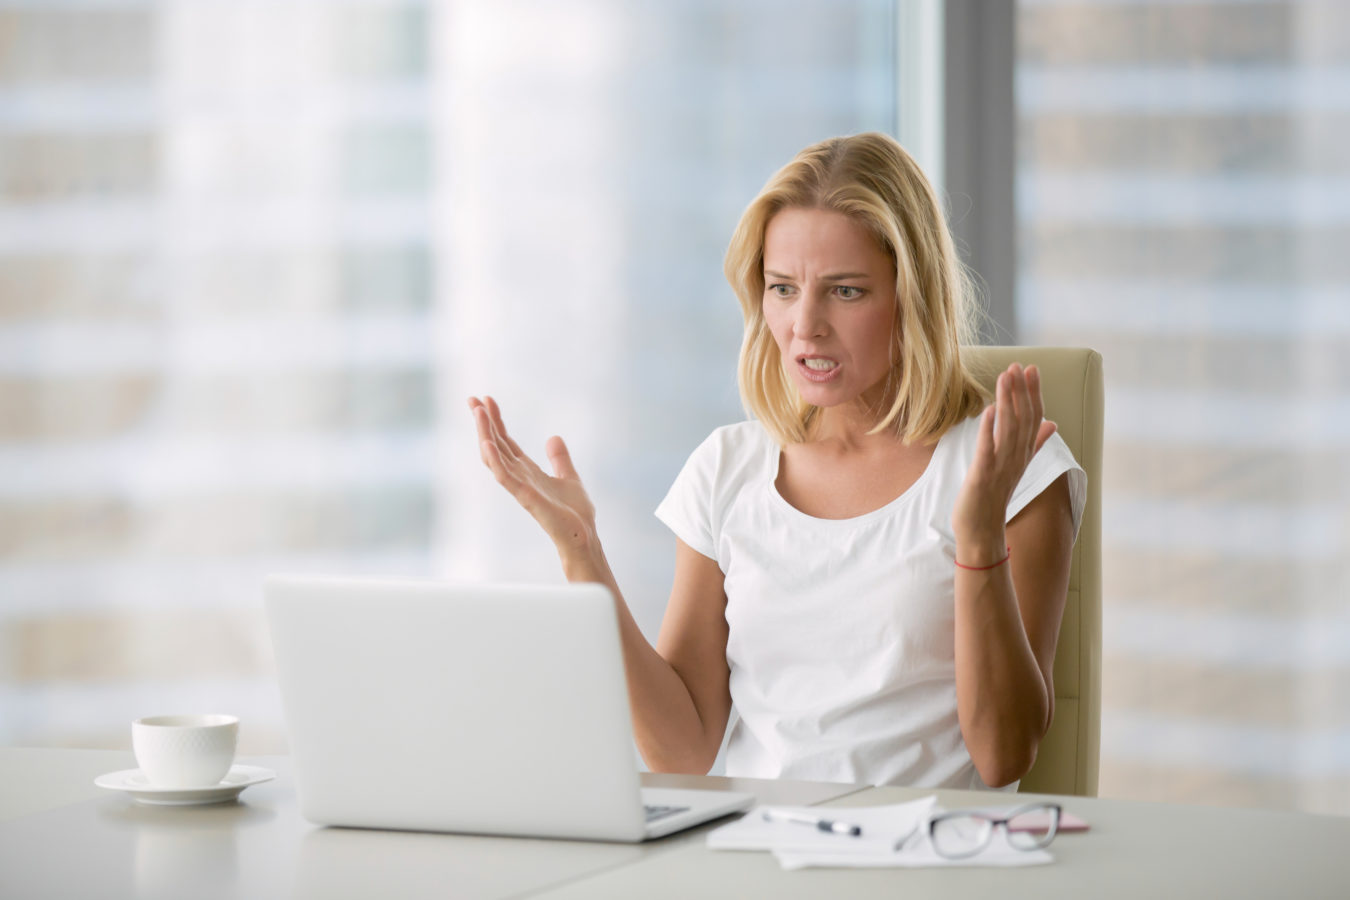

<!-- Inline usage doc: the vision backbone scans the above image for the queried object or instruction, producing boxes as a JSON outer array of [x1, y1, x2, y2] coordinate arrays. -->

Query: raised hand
[[952, 363, 1058, 559], [468, 396, 599, 559]]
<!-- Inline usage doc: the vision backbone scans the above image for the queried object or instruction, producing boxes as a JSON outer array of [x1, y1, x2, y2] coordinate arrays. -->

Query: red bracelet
[[954, 547, 1011, 571]]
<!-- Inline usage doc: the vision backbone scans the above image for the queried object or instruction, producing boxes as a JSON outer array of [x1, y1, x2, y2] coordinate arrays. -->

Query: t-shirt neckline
[[764, 420, 961, 527]]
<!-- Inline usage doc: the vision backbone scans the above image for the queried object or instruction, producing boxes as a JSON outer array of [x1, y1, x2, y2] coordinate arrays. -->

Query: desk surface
[[1, 748, 1347, 899]]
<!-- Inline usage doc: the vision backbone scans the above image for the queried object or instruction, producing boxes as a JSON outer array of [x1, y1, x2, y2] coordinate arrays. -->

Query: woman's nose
[[794, 294, 829, 338]]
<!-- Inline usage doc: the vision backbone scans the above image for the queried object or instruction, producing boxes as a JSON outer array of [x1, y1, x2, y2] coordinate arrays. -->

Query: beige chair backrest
[[963, 346, 1103, 797]]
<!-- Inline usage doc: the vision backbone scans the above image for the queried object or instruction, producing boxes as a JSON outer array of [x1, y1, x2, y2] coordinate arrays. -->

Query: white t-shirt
[[654, 415, 1086, 790]]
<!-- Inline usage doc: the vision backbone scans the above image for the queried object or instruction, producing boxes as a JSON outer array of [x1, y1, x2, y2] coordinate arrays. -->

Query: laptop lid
[[265, 576, 652, 842]]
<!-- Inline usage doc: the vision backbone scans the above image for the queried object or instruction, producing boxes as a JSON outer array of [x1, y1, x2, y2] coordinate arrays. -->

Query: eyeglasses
[[926, 802, 1061, 859]]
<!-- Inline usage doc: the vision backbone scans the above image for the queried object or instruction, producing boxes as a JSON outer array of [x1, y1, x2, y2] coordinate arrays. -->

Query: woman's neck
[[806, 381, 900, 449], [807, 405, 894, 451]]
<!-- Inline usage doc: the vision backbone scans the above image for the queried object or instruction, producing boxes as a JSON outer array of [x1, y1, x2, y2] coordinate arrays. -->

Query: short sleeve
[[1007, 431, 1087, 539], [654, 432, 721, 561]]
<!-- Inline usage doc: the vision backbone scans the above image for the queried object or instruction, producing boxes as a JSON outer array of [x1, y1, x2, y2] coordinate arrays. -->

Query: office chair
[[964, 346, 1103, 797]]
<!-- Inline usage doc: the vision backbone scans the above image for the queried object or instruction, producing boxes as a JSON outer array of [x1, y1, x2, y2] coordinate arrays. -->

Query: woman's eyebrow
[[763, 270, 872, 280]]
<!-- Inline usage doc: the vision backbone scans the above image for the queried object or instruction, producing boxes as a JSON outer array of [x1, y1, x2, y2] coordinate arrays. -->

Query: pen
[[762, 808, 863, 837]]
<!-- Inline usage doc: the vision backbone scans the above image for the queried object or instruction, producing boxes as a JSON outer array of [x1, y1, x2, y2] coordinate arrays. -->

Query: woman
[[469, 132, 1084, 790]]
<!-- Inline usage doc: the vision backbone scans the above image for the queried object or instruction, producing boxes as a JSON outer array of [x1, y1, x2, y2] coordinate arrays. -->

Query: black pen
[[762, 808, 863, 836]]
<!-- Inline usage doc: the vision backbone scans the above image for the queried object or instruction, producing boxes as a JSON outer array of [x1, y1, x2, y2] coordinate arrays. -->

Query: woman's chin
[[794, 380, 895, 419], [795, 383, 855, 409]]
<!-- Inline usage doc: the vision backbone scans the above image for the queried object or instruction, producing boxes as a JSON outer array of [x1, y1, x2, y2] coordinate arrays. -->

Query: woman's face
[[761, 207, 898, 412]]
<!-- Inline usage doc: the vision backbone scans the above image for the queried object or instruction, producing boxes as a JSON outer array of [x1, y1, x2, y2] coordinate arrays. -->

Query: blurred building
[[0, 0, 897, 754], [1017, 0, 1350, 813], [1, 0, 437, 751]]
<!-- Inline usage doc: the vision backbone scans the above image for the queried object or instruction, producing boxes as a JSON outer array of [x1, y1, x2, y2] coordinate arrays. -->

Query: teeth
[[803, 358, 837, 371]]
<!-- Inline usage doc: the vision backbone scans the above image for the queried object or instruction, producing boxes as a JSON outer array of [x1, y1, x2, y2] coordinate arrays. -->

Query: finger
[[479, 396, 520, 464], [474, 405, 525, 480], [486, 397, 556, 484], [1033, 419, 1058, 455], [1025, 364, 1046, 426], [545, 435, 580, 481], [1004, 363, 1032, 444], [475, 408, 526, 484], [974, 403, 996, 467], [1014, 363, 1038, 453], [468, 396, 487, 431], [481, 437, 545, 512], [484, 396, 526, 460], [994, 370, 1015, 452], [471, 404, 497, 464], [1006, 364, 1024, 411], [480, 435, 515, 486]]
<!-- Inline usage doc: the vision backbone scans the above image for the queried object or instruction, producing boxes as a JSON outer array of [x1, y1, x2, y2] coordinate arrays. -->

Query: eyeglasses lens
[[1006, 806, 1058, 849], [930, 815, 993, 858]]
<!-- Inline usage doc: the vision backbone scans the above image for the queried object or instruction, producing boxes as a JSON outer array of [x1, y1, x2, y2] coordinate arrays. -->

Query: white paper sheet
[[706, 796, 937, 855]]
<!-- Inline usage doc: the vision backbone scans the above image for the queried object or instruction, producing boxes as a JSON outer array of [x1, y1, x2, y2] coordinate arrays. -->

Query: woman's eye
[[768, 284, 793, 298], [837, 286, 863, 300]]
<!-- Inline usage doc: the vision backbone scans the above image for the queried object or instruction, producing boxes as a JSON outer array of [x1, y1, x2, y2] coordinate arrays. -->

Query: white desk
[[2, 748, 1347, 899], [0, 749, 857, 900]]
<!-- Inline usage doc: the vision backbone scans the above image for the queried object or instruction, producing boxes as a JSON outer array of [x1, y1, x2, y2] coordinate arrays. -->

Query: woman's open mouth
[[797, 356, 842, 383]]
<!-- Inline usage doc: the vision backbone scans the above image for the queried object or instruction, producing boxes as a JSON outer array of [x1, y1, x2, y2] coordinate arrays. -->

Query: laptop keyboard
[[644, 804, 691, 824]]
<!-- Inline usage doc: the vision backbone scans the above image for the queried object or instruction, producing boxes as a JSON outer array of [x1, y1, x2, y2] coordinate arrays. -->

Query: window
[[1017, 0, 1350, 814], [1, 0, 913, 754]]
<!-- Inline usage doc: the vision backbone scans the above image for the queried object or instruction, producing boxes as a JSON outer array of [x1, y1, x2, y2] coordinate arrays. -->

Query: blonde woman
[[469, 133, 1084, 790]]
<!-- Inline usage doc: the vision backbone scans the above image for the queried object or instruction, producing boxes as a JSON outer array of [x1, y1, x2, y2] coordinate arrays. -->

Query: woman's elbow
[[638, 740, 719, 776], [969, 708, 1050, 788], [647, 758, 712, 776], [973, 743, 1038, 789]]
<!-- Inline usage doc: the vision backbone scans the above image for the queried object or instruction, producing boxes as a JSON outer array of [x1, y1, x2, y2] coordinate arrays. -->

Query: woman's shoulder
[[904, 414, 981, 494], [679, 420, 776, 484], [933, 414, 983, 460], [709, 419, 774, 449], [689, 419, 775, 456]]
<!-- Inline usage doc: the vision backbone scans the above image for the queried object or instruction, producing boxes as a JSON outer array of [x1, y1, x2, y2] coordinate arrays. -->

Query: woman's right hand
[[468, 396, 600, 562]]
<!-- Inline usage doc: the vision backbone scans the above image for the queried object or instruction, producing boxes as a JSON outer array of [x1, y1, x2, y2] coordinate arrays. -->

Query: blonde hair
[[724, 132, 987, 445]]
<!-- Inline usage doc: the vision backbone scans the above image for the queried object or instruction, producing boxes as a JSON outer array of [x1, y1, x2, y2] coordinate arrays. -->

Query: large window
[[1017, 0, 1350, 814], [1, 0, 437, 750], [1, 0, 909, 754]]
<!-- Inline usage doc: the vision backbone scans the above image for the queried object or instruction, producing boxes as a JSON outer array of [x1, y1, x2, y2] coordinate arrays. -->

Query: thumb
[[545, 435, 580, 480]]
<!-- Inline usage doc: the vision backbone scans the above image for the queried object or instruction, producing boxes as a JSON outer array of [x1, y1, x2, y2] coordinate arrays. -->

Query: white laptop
[[264, 576, 753, 841]]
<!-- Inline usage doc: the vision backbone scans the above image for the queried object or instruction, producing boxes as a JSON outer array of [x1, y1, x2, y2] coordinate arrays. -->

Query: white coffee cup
[[132, 714, 239, 788]]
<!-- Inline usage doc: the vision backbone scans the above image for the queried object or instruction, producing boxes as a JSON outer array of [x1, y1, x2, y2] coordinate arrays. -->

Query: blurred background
[[1, 0, 1346, 816]]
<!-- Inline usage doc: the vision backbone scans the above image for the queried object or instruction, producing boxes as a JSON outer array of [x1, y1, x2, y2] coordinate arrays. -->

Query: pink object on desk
[[1009, 810, 1089, 832]]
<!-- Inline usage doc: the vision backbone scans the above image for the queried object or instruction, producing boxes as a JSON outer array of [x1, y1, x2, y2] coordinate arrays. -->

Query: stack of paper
[[706, 797, 1055, 870]]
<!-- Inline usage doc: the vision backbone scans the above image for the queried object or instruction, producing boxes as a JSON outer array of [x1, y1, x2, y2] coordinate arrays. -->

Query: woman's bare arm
[[949, 365, 1075, 787], [469, 396, 730, 772], [953, 475, 1073, 787], [640, 539, 732, 772]]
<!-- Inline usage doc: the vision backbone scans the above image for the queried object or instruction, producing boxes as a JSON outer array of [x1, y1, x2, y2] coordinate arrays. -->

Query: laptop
[[264, 576, 753, 841]]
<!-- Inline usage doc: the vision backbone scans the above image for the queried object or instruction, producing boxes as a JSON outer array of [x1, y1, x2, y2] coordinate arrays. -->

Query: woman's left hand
[[952, 363, 1058, 561]]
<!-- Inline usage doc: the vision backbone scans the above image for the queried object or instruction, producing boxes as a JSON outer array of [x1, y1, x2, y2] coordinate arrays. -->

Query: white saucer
[[95, 764, 276, 806]]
